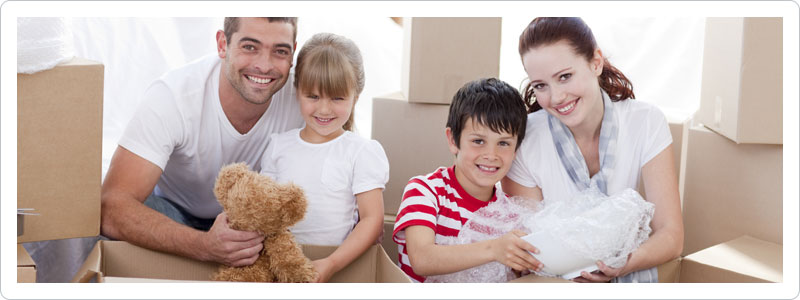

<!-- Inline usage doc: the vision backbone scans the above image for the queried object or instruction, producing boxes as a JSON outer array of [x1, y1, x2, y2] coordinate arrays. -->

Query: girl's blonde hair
[[294, 32, 365, 131]]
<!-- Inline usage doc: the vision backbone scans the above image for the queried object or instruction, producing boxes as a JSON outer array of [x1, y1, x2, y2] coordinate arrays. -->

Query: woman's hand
[[573, 261, 626, 283], [490, 230, 543, 272], [311, 258, 336, 283]]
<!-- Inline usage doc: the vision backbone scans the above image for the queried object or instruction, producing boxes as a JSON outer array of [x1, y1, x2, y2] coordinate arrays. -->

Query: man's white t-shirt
[[506, 99, 672, 203], [119, 54, 305, 219], [260, 129, 390, 246]]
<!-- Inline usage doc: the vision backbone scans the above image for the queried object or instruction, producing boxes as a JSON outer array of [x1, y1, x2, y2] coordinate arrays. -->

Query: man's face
[[218, 18, 295, 105]]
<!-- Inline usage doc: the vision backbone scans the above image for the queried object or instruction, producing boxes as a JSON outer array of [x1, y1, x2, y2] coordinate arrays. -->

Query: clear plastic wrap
[[523, 187, 655, 278]]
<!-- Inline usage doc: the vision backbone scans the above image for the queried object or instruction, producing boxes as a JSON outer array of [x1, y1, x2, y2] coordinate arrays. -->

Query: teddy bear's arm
[[264, 231, 317, 283]]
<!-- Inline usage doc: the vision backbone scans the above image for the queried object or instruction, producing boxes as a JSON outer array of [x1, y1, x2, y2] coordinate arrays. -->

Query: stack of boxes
[[16, 57, 105, 282], [675, 17, 783, 282], [372, 17, 503, 263]]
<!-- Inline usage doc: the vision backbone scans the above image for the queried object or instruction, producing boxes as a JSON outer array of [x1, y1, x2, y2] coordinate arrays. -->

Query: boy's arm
[[312, 188, 384, 282], [403, 225, 543, 276]]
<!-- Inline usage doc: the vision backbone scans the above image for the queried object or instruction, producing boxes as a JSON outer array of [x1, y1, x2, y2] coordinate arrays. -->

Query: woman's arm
[[311, 188, 384, 282], [404, 226, 542, 276], [577, 145, 684, 282], [500, 177, 544, 201]]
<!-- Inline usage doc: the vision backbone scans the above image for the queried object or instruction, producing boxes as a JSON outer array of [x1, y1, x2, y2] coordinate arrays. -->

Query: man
[[101, 17, 304, 267]]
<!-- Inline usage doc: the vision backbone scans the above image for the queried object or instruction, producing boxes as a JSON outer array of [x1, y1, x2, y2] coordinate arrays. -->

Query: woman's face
[[522, 40, 604, 130]]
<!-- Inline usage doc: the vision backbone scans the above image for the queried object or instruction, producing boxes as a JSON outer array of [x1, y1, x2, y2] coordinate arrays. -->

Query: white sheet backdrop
[[22, 17, 703, 282]]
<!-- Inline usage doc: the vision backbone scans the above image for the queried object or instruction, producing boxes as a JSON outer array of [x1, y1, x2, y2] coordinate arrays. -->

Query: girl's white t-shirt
[[505, 99, 672, 203], [260, 128, 390, 246]]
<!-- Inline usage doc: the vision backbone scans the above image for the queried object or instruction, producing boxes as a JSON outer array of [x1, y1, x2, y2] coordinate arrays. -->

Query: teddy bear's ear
[[214, 162, 251, 206]]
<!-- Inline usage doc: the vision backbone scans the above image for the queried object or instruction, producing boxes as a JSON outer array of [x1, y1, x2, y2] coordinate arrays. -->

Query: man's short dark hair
[[446, 78, 527, 150], [223, 17, 298, 43]]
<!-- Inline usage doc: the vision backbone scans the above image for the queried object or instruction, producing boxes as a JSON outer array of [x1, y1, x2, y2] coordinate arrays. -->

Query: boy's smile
[[447, 119, 517, 202]]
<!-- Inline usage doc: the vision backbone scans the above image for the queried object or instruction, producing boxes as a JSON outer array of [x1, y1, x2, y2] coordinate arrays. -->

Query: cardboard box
[[682, 126, 782, 255], [695, 17, 782, 144], [382, 214, 399, 266], [402, 17, 501, 104], [372, 92, 453, 215], [661, 236, 782, 283], [513, 235, 781, 283], [17, 57, 104, 243], [17, 244, 36, 283], [73, 240, 410, 283]]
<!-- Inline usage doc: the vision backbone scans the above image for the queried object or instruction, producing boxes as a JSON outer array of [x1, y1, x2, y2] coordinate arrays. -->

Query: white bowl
[[522, 232, 598, 279]]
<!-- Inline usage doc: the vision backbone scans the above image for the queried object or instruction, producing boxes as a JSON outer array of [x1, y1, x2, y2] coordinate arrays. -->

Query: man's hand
[[202, 212, 264, 266]]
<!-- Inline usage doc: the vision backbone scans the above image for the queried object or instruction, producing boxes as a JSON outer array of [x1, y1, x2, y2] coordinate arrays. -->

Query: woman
[[502, 17, 683, 283]]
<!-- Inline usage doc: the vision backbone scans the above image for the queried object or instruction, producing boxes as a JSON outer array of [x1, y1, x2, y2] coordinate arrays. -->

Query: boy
[[392, 78, 542, 283]]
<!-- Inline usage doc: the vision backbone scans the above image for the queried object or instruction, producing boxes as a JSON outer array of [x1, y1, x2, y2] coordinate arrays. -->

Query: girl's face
[[297, 88, 355, 144], [522, 40, 604, 130]]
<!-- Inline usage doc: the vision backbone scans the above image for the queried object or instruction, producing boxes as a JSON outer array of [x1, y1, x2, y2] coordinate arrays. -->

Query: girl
[[260, 32, 388, 283], [502, 17, 683, 283]]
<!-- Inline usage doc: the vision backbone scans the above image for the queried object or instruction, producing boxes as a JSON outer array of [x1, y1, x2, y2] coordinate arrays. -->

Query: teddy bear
[[210, 162, 317, 282]]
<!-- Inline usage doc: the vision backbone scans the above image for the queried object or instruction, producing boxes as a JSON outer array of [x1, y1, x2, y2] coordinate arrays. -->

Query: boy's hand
[[490, 229, 543, 272]]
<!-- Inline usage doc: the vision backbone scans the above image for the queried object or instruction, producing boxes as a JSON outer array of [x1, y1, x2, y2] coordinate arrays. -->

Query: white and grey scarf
[[548, 90, 617, 195]]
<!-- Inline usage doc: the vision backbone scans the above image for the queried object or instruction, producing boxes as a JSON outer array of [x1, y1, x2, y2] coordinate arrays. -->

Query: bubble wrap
[[425, 196, 539, 283], [18, 18, 75, 74], [524, 187, 655, 277]]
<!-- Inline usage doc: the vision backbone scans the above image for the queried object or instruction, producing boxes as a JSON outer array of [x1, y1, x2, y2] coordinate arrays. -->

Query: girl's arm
[[311, 188, 384, 283], [577, 146, 684, 282], [404, 225, 542, 277]]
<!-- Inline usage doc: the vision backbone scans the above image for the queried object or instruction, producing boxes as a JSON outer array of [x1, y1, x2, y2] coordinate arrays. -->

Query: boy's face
[[447, 118, 518, 201]]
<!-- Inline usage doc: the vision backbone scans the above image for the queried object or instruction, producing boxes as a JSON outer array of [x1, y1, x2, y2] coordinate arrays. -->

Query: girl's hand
[[490, 230, 543, 272], [573, 261, 625, 283], [311, 258, 336, 283]]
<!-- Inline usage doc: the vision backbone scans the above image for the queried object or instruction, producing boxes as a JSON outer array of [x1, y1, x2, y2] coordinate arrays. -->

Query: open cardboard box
[[17, 244, 36, 283], [510, 235, 781, 283], [73, 240, 411, 283]]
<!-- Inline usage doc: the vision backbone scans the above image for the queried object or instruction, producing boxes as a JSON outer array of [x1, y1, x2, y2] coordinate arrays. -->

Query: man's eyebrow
[[274, 43, 292, 49], [238, 37, 262, 45]]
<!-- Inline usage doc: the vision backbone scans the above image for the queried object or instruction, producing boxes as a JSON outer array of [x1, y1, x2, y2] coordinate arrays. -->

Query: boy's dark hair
[[446, 78, 527, 150]]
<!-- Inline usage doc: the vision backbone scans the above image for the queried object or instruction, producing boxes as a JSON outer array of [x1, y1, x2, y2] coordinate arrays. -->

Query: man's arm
[[101, 146, 264, 266]]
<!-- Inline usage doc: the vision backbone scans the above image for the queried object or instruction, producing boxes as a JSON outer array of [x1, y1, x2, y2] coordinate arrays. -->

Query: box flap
[[17, 244, 35, 268], [17, 57, 104, 242], [375, 244, 411, 283], [302, 244, 378, 283], [105, 240, 219, 280], [681, 235, 782, 283], [72, 240, 103, 282], [657, 257, 682, 283]]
